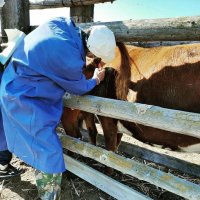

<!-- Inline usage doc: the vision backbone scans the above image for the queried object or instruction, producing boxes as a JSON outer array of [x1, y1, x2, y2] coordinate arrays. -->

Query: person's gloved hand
[[92, 68, 105, 85]]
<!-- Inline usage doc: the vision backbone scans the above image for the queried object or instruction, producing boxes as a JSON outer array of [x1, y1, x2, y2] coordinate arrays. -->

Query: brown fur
[[105, 43, 200, 150], [61, 107, 81, 139], [115, 42, 131, 100]]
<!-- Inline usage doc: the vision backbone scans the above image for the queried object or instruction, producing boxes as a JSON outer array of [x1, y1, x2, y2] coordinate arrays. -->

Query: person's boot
[[0, 164, 24, 178], [35, 169, 62, 200]]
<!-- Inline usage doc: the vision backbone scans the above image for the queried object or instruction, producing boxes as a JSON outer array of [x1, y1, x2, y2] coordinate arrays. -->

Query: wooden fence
[[61, 95, 200, 200]]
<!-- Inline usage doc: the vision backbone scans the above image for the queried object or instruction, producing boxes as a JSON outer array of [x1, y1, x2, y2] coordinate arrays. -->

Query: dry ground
[[0, 124, 200, 200]]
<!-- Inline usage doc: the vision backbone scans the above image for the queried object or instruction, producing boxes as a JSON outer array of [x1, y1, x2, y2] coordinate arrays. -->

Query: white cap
[[87, 25, 116, 63]]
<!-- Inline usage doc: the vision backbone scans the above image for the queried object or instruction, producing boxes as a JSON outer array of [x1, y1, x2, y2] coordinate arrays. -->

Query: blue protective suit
[[0, 72, 8, 151], [0, 110, 7, 151], [0, 17, 96, 173]]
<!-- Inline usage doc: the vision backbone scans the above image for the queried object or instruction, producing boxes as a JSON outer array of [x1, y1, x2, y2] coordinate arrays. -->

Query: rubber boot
[[35, 169, 62, 200]]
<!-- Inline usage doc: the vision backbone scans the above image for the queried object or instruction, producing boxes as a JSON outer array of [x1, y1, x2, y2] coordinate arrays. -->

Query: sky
[[30, 0, 200, 25]]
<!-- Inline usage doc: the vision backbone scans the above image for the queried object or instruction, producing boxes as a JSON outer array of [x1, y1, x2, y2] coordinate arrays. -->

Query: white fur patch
[[127, 89, 137, 102], [179, 143, 200, 153], [151, 144, 172, 151]]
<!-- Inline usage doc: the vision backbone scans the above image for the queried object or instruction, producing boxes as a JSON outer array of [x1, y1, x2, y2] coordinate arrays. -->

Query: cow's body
[[106, 44, 200, 152], [109, 44, 200, 106]]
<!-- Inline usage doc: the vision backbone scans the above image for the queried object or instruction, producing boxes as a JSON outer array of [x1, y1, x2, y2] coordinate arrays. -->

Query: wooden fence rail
[[78, 16, 200, 42], [63, 94, 200, 139], [61, 134, 200, 200], [29, 0, 115, 9], [80, 129, 200, 178], [64, 154, 151, 200], [62, 94, 200, 199], [30, 15, 200, 42]]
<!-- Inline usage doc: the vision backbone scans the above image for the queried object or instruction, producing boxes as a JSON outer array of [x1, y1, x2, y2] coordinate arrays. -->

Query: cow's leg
[[98, 116, 118, 175], [81, 112, 98, 145], [61, 107, 82, 139], [61, 107, 82, 158]]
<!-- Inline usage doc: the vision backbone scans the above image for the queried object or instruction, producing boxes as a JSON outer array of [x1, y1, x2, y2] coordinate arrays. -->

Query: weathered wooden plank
[[63, 95, 200, 139], [128, 41, 199, 48], [77, 16, 200, 42], [61, 134, 200, 200], [29, 0, 115, 9], [64, 154, 151, 200], [30, 16, 200, 42], [80, 128, 200, 178], [1, 0, 30, 38], [70, 5, 94, 23]]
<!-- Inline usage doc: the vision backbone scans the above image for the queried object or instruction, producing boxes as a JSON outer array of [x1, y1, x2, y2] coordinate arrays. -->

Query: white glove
[[92, 68, 105, 85]]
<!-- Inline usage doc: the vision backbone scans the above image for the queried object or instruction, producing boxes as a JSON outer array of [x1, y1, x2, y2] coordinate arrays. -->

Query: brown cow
[[62, 43, 200, 173], [61, 41, 131, 152], [106, 44, 200, 152]]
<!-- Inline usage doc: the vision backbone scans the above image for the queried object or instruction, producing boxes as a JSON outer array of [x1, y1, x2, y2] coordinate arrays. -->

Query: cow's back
[[107, 43, 200, 152], [108, 43, 200, 112]]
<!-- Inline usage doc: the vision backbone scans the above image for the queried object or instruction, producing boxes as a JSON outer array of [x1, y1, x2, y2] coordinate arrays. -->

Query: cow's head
[[83, 57, 102, 79]]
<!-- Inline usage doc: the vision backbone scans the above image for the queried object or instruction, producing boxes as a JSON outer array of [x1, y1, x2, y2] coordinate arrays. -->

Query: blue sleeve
[[22, 18, 97, 95], [62, 76, 97, 95], [41, 38, 97, 95]]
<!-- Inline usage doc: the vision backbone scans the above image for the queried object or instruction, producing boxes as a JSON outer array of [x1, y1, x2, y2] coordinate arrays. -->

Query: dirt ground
[[0, 156, 117, 200], [0, 125, 200, 200]]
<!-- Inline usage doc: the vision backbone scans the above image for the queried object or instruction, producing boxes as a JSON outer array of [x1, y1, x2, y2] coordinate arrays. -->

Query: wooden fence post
[[1, 0, 30, 41], [70, 4, 94, 23]]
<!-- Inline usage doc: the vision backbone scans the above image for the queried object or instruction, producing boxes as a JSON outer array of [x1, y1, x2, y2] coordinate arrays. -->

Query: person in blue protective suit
[[0, 30, 26, 179], [0, 17, 116, 199]]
